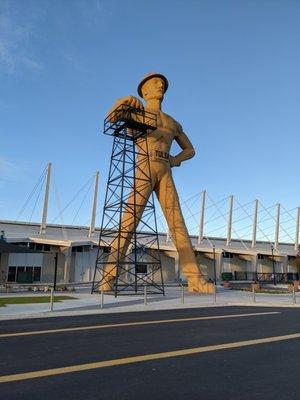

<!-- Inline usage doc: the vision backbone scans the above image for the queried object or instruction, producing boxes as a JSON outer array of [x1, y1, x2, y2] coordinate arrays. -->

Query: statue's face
[[141, 77, 165, 101]]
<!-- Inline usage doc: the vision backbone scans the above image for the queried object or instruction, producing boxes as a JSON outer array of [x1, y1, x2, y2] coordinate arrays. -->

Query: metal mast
[[198, 190, 206, 245], [251, 199, 258, 248], [226, 195, 234, 246], [39, 162, 52, 235], [89, 171, 99, 237]]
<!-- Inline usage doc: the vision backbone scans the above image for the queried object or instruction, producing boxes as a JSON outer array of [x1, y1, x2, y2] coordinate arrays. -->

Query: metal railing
[[234, 271, 299, 283]]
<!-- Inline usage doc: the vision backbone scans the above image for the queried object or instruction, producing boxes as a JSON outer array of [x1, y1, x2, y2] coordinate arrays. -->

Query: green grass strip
[[0, 296, 77, 307]]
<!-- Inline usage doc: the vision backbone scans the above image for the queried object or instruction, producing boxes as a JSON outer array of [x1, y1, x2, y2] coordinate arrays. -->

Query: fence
[[233, 271, 299, 283]]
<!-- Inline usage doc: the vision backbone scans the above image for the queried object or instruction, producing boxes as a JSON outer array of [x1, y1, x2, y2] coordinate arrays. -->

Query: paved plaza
[[1, 285, 300, 320]]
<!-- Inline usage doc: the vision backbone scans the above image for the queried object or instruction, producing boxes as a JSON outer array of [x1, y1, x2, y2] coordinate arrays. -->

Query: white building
[[0, 219, 299, 286]]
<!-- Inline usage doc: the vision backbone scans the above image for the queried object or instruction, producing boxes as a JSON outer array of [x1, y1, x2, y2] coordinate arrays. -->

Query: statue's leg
[[102, 168, 154, 290], [155, 170, 214, 293]]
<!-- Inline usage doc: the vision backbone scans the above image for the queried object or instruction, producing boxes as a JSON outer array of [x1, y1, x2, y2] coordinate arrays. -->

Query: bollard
[[181, 285, 185, 304], [252, 285, 256, 303], [144, 285, 147, 305], [50, 288, 54, 312], [100, 287, 104, 309], [292, 286, 296, 304], [213, 285, 217, 303]]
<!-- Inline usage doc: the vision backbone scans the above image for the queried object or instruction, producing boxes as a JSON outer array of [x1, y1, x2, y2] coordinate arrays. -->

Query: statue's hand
[[170, 156, 181, 168], [117, 95, 144, 110]]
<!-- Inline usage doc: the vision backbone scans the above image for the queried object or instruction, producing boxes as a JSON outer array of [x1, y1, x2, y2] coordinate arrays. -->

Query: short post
[[144, 285, 147, 305], [292, 286, 296, 304], [213, 284, 217, 303], [213, 245, 217, 285], [100, 287, 104, 309], [252, 284, 256, 303], [181, 284, 185, 304], [50, 287, 54, 312]]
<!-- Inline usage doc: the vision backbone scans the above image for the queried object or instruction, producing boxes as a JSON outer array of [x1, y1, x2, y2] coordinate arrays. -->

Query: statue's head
[[137, 72, 168, 101]]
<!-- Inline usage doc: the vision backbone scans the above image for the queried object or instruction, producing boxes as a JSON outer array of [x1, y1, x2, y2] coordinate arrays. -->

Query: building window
[[21, 243, 51, 252], [72, 246, 83, 252], [33, 267, 41, 281], [8, 267, 16, 282], [222, 252, 233, 259], [72, 246, 91, 253], [258, 254, 265, 260], [7, 266, 41, 283], [16, 267, 25, 281]]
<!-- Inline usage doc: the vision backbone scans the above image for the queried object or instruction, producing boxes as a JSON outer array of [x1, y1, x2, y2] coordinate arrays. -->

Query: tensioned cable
[[258, 201, 294, 243], [233, 200, 296, 245], [233, 223, 255, 234], [204, 213, 230, 226], [204, 206, 225, 224], [83, 204, 104, 227], [280, 206, 297, 230], [180, 190, 204, 205], [281, 205, 297, 216], [183, 203, 200, 228], [28, 173, 46, 223], [234, 198, 273, 244], [71, 178, 94, 225], [232, 213, 254, 225], [181, 191, 203, 209], [206, 197, 254, 219], [15, 165, 47, 221], [202, 197, 229, 225], [51, 175, 94, 223], [204, 224, 228, 236], [206, 193, 249, 249], [52, 177, 68, 241], [204, 195, 231, 211]]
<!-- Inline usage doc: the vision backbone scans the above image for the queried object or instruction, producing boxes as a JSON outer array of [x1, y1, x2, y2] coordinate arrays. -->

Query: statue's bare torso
[[140, 109, 181, 167], [147, 110, 179, 149]]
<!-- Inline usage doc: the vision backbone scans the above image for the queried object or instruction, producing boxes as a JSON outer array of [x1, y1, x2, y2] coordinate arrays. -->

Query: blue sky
[[1, 0, 300, 237]]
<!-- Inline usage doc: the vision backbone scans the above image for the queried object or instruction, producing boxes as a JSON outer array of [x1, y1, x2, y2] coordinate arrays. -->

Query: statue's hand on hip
[[170, 156, 181, 168]]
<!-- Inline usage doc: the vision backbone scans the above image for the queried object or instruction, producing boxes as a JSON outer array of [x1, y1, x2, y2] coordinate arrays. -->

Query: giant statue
[[103, 73, 214, 293]]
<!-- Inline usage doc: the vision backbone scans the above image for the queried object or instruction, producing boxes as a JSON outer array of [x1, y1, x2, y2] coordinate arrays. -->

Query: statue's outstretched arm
[[170, 130, 196, 167], [107, 96, 144, 121]]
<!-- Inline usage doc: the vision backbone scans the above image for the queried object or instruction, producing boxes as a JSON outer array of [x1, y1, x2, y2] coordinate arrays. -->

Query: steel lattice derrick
[[92, 105, 165, 296]]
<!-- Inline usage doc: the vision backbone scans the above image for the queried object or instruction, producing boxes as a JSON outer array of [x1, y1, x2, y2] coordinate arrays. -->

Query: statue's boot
[[100, 281, 114, 291], [99, 265, 117, 291], [185, 272, 215, 293]]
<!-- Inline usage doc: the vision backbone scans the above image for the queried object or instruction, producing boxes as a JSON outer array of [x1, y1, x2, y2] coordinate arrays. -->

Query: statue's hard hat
[[137, 72, 169, 97]]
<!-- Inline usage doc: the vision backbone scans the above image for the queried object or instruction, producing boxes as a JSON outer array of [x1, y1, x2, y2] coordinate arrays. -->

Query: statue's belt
[[151, 150, 170, 162]]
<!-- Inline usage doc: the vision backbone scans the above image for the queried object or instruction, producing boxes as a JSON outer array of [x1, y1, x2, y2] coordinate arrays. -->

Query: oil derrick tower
[[92, 105, 165, 296]]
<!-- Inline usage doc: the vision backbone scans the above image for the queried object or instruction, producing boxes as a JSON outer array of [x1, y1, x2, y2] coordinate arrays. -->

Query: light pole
[[53, 252, 58, 290], [271, 245, 276, 286], [213, 245, 217, 285]]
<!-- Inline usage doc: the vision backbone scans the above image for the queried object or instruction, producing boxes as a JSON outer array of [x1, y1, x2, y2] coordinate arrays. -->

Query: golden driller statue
[[104, 72, 214, 293]]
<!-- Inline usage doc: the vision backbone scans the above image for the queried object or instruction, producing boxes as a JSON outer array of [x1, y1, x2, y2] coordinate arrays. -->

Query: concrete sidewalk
[[1, 285, 300, 321]]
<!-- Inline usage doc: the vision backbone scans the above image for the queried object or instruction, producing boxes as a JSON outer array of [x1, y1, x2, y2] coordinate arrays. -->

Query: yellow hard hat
[[137, 72, 169, 97]]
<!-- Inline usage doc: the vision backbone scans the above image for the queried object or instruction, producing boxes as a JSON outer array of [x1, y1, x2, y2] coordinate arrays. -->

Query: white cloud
[[0, 1, 41, 74]]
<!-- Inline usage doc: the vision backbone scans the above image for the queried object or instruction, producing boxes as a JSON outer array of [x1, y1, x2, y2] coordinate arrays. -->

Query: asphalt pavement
[[1, 306, 300, 400]]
